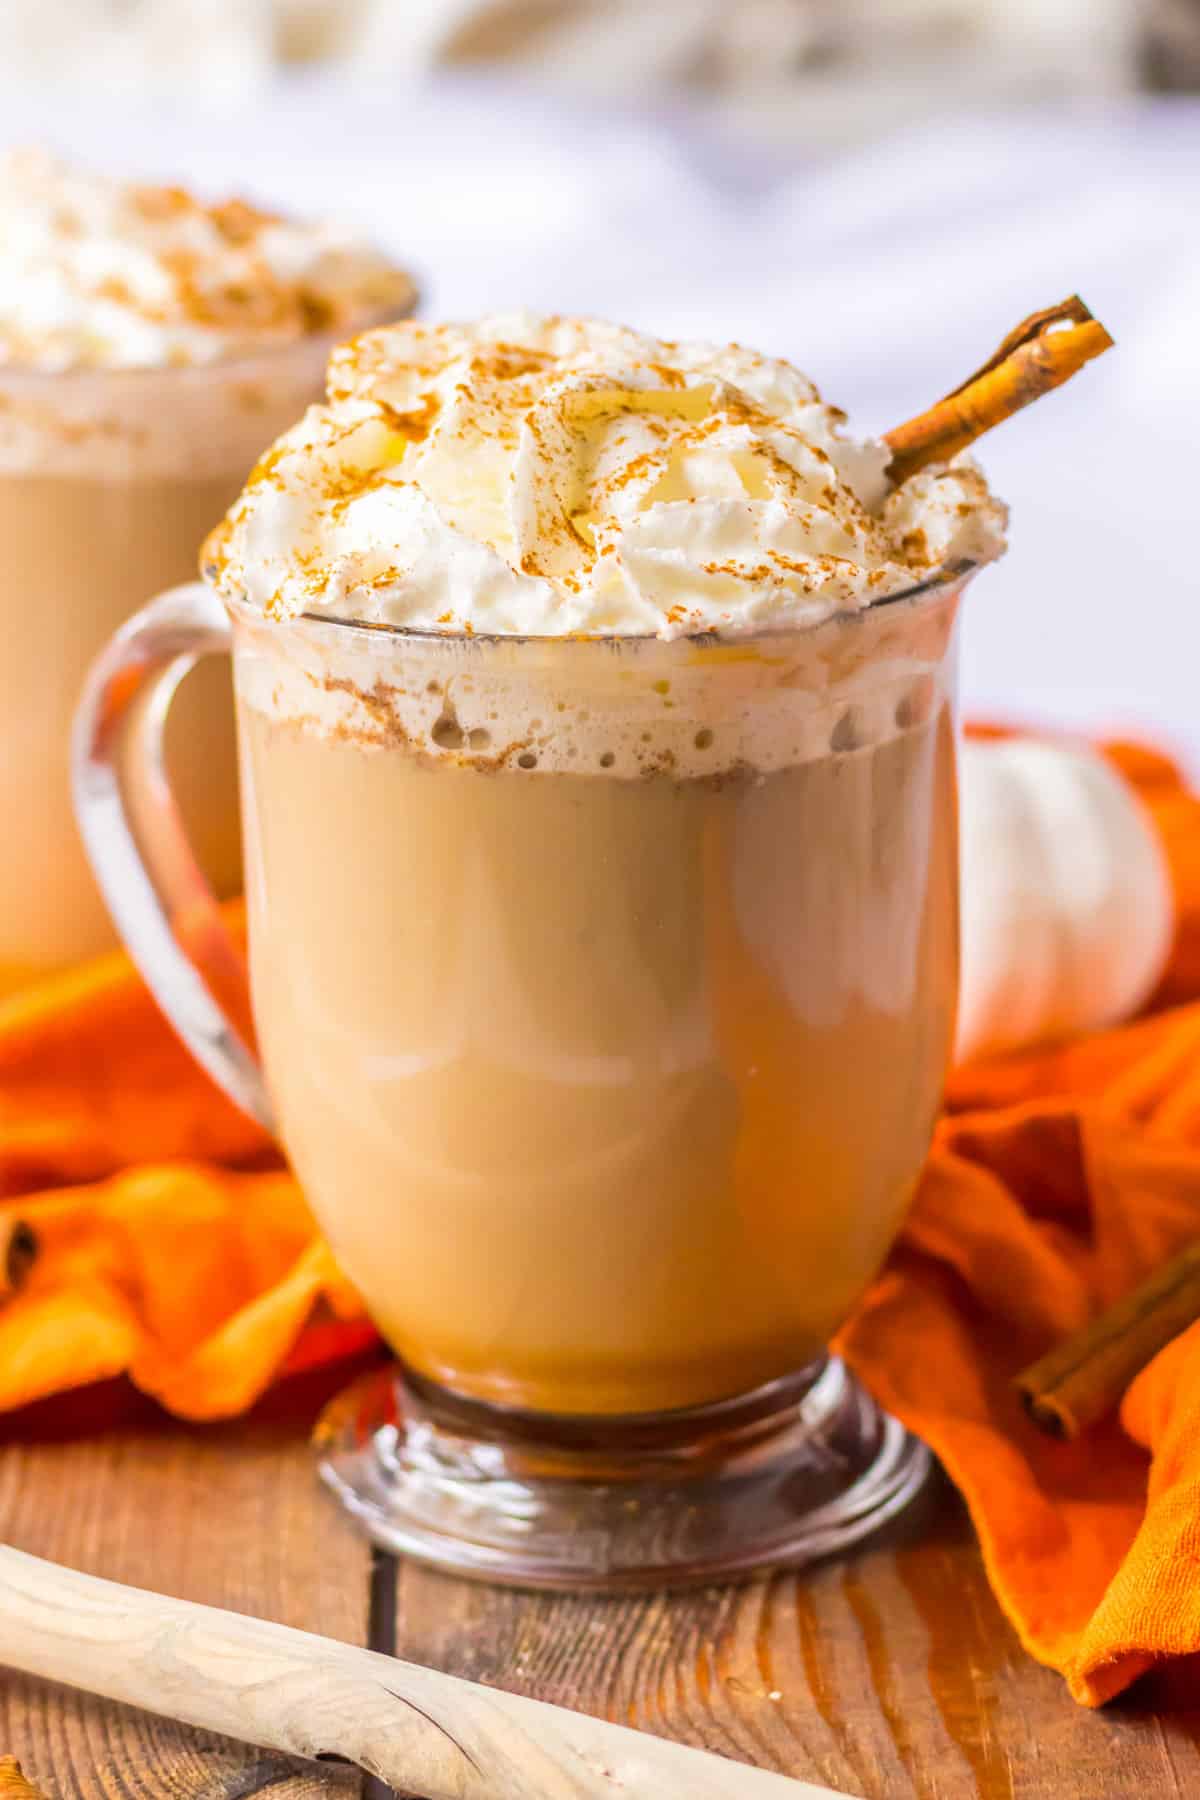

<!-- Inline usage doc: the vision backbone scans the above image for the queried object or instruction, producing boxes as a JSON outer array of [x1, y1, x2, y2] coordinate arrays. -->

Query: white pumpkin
[[956, 739, 1174, 1064]]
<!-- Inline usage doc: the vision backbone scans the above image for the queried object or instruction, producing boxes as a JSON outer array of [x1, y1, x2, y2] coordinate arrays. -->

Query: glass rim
[[0, 289, 418, 391], [221, 556, 979, 652]]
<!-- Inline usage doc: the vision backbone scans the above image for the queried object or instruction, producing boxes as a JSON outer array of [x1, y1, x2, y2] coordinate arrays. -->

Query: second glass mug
[[74, 562, 971, 1589]]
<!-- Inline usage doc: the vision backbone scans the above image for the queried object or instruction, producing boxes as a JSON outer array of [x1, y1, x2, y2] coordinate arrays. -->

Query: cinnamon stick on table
[[884, 295, 1114, 483], [1016, 1240, 1200, 1439]]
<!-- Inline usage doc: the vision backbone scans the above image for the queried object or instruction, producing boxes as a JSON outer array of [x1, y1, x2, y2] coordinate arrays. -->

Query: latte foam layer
[[231, 575, 962, 781]]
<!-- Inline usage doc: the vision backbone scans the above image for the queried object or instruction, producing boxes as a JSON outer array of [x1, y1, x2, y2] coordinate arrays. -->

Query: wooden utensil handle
[[0, 1546, 846, 1799]]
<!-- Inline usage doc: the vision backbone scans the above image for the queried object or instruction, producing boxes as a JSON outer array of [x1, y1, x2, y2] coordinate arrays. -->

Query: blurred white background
[[0, 0, 1171, 128], [2, 0, 1197, 757]]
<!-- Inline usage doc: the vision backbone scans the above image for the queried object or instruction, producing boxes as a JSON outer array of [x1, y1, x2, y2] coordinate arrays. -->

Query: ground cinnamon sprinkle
[[128, 181, 196, 221], [210, 195, 282, 245], [376, 393, 442, 445]]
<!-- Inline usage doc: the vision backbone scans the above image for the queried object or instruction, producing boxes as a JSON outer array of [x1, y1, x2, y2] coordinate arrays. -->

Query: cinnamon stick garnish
[[884, 295, 1114, 484], [1016, 1240, 1200, 1439], [0, 1219, 36, 1301]]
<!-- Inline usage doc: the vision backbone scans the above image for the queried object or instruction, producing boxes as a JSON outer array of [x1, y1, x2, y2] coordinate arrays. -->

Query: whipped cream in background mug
[[0, 147, 413, 371]]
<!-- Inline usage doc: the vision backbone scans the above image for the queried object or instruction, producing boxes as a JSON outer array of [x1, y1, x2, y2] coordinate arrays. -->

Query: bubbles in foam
[[896, 675, 936, 731], [431, 715, 465, 750], [830, 708, 864, 753], [232, 583, 962, 781]]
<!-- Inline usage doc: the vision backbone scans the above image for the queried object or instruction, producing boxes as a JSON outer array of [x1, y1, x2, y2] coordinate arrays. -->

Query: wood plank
[[2, 1408, 1195, 1799], [390, 1471, 1200, 1800], [0, 1417, 371, 1799]]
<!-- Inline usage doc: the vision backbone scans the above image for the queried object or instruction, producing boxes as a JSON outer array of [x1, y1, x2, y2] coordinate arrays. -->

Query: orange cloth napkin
[[840, 740, 1200, 1705], [2, 739, 1200, 1704], [0, 946, 366, 1419]]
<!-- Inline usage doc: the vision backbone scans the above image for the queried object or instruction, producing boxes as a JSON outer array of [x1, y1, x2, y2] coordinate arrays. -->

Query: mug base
[[314, 1355, 930, 1592]]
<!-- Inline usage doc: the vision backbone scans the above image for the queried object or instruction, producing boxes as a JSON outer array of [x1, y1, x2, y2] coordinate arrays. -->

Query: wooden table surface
[[0, 1372, 1197, 1800]]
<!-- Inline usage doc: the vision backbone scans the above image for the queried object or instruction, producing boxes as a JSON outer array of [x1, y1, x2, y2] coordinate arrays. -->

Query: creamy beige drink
[[236, 620, 959, 1415], [0, 151, 415, 993], [206, 314, 1005, 1418]]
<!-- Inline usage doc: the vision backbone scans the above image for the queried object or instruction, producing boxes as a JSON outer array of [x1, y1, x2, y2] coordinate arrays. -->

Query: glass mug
[[74, 561, 971, 1589]]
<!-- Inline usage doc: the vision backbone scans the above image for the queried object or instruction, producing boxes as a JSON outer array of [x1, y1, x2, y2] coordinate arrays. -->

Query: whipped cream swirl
[[0, 150, 416, 371], [206, 313, 1006, 638]]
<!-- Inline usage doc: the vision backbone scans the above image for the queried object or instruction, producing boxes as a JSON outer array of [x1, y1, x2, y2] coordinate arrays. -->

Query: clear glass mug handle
[[71, 581, 274, 1130]]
